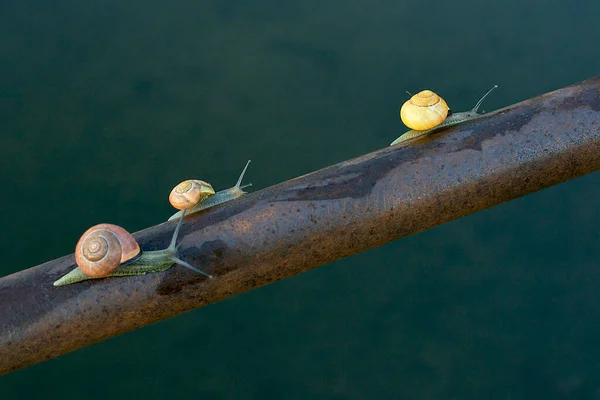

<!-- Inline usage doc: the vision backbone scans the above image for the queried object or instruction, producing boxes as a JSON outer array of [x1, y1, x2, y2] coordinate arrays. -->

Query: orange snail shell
[[169, 179, 215, 210], [75, 224, 140, 278], [400, 90, 449, 131]]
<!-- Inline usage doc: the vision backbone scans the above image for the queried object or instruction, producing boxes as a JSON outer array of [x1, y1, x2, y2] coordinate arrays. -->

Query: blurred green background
[[2, 0, 600, 398]]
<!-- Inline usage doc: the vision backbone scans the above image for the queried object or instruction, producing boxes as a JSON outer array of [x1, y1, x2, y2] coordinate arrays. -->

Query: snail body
[[168, 160, 252, 221], [390, 85, 498, 146], [54, 208, 211, 286]]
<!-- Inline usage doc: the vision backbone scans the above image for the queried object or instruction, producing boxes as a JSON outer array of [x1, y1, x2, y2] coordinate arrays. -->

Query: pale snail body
[[53, 208, 212, 286], [390, 85, 498, 146], [168, 160, 252, 221]]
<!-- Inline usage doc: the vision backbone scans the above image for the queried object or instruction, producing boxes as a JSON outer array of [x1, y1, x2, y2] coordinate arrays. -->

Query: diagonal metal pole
[[1, 77, 600, 375]]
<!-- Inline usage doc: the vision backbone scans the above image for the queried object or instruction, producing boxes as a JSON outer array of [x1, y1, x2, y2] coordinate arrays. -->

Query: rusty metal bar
[[2, 77, 600, 375]]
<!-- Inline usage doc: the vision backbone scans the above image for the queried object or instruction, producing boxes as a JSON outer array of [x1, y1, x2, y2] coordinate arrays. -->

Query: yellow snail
[[53, 208, 212, 286], [168, 160, 252, 221], [390, 85, 498, 146]]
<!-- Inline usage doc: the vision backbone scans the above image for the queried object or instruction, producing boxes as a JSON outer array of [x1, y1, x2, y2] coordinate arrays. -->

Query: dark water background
[[2, 0, 600, 398]]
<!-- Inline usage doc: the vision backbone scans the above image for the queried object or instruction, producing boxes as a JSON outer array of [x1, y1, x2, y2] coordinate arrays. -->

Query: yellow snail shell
[[169, 179, 215, 210], [75, 224, 141, 278], [400, 90, 449, 131]]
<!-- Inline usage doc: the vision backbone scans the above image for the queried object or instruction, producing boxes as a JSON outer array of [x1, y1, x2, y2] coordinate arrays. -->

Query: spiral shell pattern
[[169, 179, 215, 210], [400, 90, 449, 131], [75, 224, 141, 278]]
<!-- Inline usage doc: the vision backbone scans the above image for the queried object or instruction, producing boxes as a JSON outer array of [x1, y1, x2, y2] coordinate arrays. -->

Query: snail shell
[[400, 90, 449, 131], [169, 179, 215, 210], [75, 224, 141, 278]]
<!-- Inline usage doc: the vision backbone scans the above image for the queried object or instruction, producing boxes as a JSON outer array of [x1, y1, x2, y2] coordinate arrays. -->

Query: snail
[[169, 179, 216, 210], [168, 160, 252, 221], [53, 208, 212, 286], [390, 85, 498, 146]]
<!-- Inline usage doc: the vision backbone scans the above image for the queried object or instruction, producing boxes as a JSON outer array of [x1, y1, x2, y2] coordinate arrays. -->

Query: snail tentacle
[[166, 206, 212, 278], [234, 159, 252, 190], [170, 256, 212, 278], [470, 85, 498, 113]]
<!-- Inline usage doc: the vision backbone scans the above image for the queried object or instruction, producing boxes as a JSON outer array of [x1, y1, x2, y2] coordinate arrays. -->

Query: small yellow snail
[[53, 208, 211, 286], [390, 85, 498, 146], [168, 160, 252, 221]]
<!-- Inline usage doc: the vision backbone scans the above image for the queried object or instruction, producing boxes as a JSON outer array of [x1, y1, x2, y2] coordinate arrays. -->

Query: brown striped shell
[[400, 90, 449, 131], [169, 179, 215, 210], [75, 224, 140, 278]]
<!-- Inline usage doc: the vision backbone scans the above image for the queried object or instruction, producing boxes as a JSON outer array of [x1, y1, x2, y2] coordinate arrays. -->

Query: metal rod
[[2, 76, 600, 375]]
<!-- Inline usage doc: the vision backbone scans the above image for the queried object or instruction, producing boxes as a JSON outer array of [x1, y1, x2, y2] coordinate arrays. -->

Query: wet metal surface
[[1, 77, 600, 374]]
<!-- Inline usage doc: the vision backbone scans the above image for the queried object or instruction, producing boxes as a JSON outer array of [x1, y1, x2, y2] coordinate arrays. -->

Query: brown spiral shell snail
[[54, 208, 211, 286], [75, 223, 141, 278]]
